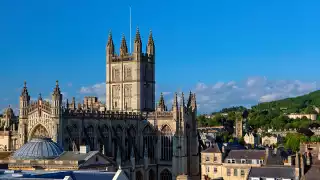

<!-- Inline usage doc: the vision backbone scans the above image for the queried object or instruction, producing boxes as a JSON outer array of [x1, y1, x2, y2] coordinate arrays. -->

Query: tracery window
[[86, 125, 94, 149], [112, 68, 120, 81], [143, 125, 155, 160], [128, 126, 136, 159], [160, 169, 172, 180], [124, 66, 132, 81], [124, 84, 132, 110], [160, 125, 172, 161]]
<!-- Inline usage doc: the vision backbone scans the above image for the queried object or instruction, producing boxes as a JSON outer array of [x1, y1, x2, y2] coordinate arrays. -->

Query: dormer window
[[241, 159, 246, 164], [227, 159, 231, 163], [232, 159, 235, 164]]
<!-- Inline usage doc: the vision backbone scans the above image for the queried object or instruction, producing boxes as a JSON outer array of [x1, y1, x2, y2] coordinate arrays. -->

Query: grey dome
[[13, 138, 63, 160]]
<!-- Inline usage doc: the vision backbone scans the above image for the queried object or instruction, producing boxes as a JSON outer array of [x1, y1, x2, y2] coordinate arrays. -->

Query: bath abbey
[[0, 29, 200, 180]]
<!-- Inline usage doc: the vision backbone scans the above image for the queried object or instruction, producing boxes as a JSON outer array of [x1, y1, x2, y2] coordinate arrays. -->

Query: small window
[[232, 159, 236, 163], [234, 169, 238, 176], [214, 167, 217, 173], [214, 156, 217, 162], [252, 159, 257, 164], [96, 157, 99, 162], [241, 159, 246, 164], [206, 156, 210, 161], [241, 169, 245, 176], [227, 159, 231, 163], [206, 167, 210, 173], [227, 169, 231, 176]]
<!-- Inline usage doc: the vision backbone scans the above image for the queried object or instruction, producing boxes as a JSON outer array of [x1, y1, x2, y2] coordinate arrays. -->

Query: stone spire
[[21, 81, 29, 97], [157, 92, 166, 111], [180, 93, 185, 108], [187, 91, 192, 108], [53, 80, 61, 95], [147, 30, 155, 55], [135, 27, 141, 43], [134, 27, 142, 53], [120, 34, 128, 56], [172, 93, 179, 110], [106, 30, 114, 55]]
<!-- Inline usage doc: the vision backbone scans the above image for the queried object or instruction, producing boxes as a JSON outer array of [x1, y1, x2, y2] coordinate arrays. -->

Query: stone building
[[244, 133, 259, 147], [262, 135, 280, 146], [0, 107, 19, 151], [14, 29, 200, 180]]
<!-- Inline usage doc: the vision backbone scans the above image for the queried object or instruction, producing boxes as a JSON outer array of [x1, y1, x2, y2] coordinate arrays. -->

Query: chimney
[[265, 147, 269, 158], [80, 145, 90, 154], [295, 152, 301, 179]]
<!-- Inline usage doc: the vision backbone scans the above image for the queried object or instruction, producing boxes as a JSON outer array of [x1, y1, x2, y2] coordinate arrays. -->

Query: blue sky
[[1, 0, 320, 114]]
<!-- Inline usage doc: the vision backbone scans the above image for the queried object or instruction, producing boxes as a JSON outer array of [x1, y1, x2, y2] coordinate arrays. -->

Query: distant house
[[287, 113, 317, 121], [244, 133, 259, 146], [262, 135, 280, 146]]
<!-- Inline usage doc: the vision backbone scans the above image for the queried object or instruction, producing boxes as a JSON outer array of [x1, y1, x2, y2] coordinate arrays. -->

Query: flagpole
[[129, 6, 132, 53]]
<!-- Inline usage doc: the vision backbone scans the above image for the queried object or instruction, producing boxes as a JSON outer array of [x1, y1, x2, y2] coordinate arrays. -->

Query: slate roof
[[12, 138, 63, 160], [202, 143, 222, 153], [0, 169, 118, 180], [248, 166, 295, 179], [55, 151, 100, 161], [225, 150, 266, 160]]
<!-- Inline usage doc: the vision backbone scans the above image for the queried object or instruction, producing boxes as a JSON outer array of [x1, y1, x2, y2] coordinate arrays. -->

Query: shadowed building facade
[[14, 29, 200, 180]]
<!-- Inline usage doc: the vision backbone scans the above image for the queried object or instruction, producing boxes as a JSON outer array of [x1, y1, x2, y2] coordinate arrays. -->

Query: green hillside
[[198, 90, 320, 130], [252, 90, 320, 114]]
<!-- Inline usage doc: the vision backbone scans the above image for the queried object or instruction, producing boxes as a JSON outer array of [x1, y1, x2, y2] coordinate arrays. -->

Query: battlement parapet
[[62, 109, 146, 120], [147, 111, 173, 118]]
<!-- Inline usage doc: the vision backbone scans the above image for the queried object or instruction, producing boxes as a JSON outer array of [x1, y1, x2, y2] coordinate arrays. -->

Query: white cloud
[[79, 82, 106, 102], [192, 77, 319, 113], [78, 77, 319, 113]]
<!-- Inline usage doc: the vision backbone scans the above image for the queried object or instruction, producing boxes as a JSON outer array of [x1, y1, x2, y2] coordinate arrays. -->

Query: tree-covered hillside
[[198, 90, 320, 130], [252, 90, 320, 114]]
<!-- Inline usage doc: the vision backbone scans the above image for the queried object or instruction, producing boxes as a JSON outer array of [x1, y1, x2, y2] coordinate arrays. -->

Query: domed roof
[[3, 107, 14, 118], [13, 138, 63, 160]]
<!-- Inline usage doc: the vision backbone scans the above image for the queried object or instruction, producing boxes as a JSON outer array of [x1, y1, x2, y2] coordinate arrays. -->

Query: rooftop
[[248, 166, 295, 179], [0, 169, 120, 180], [12, 138, 63, 160], [225, 150, 266, 160]]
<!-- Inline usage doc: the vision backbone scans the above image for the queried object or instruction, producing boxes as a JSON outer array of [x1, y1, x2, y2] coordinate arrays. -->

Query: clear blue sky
[[1, 0, 320, 113]]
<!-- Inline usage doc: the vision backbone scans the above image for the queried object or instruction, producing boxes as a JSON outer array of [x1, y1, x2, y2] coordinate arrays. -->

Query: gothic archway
[[29, 124, 50, 140], [136, 171, 143, 180], [149, 169, 156, 180], [160, 169, 172, 180]]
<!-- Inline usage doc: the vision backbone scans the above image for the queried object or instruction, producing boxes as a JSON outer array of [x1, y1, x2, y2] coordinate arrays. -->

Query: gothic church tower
[[106, 29, 155, 112]]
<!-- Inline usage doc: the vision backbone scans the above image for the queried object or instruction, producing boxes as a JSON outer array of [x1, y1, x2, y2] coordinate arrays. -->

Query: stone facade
[[261, 135, 280, 146], [287, 113, 317, 121], [106, 29, 155, 112], [0, 107, 19, 151], [13, 29, 200, 180], [244, 133, 259, 146]]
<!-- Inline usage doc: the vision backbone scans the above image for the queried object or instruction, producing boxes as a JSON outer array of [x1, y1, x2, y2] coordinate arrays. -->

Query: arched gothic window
[[86, 125, 94, 149], [143, 125, 155, 160], [160, 169, 172, 180], [161, 125, 173, 161]]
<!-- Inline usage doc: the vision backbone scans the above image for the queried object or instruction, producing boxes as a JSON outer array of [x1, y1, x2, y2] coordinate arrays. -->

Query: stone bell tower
[[106, 29, 155, 112]]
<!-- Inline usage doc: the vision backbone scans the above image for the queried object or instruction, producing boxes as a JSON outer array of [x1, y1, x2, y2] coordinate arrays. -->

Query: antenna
[[129, 6, 132, 53]]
